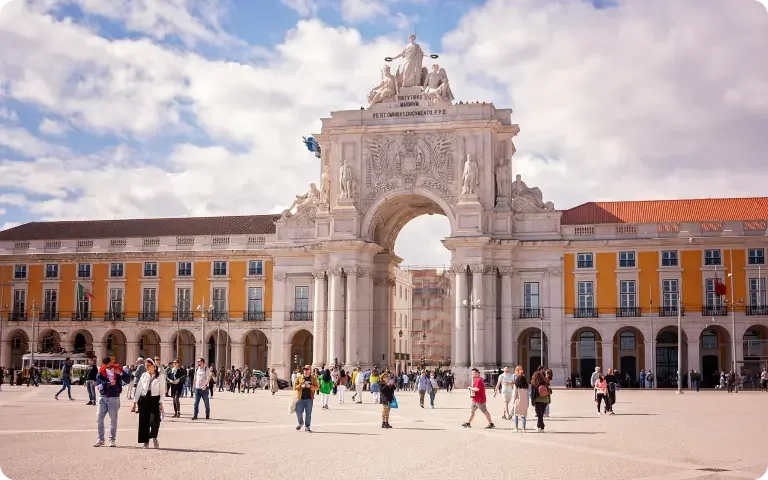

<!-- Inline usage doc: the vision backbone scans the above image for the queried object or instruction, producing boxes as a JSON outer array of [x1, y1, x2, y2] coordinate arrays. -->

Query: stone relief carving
[[494, 157, 510, 204], [319, 166, 331, 205], [274, 273, 286, 282], [363, 131, 455, 206], [281, 183, 321, 221], [339, 160, 357, 200], [461, 153, 480, 195], [510, 174, 555, 213], [422, 64, 454, 105], [367, 65, 398, 107]]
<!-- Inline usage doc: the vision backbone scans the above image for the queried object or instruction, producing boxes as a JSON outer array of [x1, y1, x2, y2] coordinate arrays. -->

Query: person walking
[[416, 371, 432, 408], [294, 365, 319, 432], [511, 374, 529, 433], [380, 372, 396, 428], [337, 369, 349, 404], [192, 358, 211, 420], [85, 358, 98, 406], [428, 372, 438, 408], [760, 368, 767, 392], [269, 368, 279, 395], [462, 368, 495, 429], [531, 370, 551, 432], [168, 359, 186, 418], [495, 366, 515, 419], [319, 369, 333, 409], [595, 373, 611, 415], [94, 357, 131, 447], [132, 358, 165, 448], [353, 367, 365, 404], [132, 357, 146, 403], [53, 357, 75, 401]]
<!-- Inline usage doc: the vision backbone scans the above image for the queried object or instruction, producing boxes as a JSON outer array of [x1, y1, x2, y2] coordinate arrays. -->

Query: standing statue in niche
[[461, 153, 479, 195], [495, 157, 510, 198], [510, 174, 555, 212], [319, 165, 331, 204], [339, 160, 356, 200]]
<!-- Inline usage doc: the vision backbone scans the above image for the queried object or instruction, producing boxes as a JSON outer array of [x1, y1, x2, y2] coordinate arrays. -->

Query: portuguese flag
[[77, 283, 94, 300]]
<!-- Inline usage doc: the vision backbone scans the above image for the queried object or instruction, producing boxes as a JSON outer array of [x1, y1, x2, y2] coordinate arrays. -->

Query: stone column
[[548, 267, 566, 385], [687, 340, 700, 377], [601, 342, 614, 371], [311, 270, 327, 368], [360, 269, 374, 369], [500, 268, 514, 366], [0, 341, 11, 368], [231, 342, 244, 368], [271, 270, 288, 377], [328, 268, 344, 366], [470, 265, 485, 368], [643, 341, 653, 386], [344, 267, 359, 370], [126, 341, 138, 365], [484, 269, 497, 367], [453, 266, 469, 367]]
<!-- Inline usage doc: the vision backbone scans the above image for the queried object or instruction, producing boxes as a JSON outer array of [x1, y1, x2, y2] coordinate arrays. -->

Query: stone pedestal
[[458, 193, 480, 205]]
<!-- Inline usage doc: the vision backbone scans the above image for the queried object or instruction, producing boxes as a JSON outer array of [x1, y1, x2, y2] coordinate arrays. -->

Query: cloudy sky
[[0, 0, 766, 267]]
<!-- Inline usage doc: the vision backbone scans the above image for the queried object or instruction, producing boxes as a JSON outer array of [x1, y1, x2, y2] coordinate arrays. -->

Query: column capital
[[329, 266, 344, 277], [469, 264, 489, 275], [448, 264, 466, 275], [312, 269, 326, 279], [274, 273, 286, 282], [498, 266, 514, 276], [548, 268, 563, 276]]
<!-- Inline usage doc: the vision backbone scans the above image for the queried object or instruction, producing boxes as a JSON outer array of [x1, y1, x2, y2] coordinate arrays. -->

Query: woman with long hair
[[131, 358, 164, 448], [511, 374, 529, 433], [269, 368, 279, 395], [530, 370, 550, 433], [319, 368, 333, 409], [337, 369, 349, 404]]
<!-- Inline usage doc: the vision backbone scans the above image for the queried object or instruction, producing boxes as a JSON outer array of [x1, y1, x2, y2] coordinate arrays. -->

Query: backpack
[[537, 384, 549, 397]]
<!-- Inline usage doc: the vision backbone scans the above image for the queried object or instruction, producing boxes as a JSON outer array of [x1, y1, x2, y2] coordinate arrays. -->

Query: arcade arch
[[698, 325, 731, 388], [743, 325, 768, 383], [170, 330, 197, 365], [207, 330, 231, 370], [8, 329, 29, 368], [137, 329, 161, 360], [71, 330, 94, 355], [103, 330, 127, 366], [612, 327, 645, 386], [518, 328, 548, 375], [243, 329, 268, 372], [290, 329, 313, 370], [38, 329, 61, 353], [570, 327, 602, 380], [655, 327, 688, 388]]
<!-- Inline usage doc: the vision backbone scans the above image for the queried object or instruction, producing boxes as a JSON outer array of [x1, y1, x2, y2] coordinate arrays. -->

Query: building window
[[12, 290, 26, 315], [110, 263, 124, 278], [13, 265, 27, 279], [579, 331, 597, 358], [701, 329, 718, 350], [109, 288, 123, 314], [77, 286, 90, 315], [704, 249, 721, 266], [143, 262, 158, 277], [176, 288, 191, 312], [577, 281, 594, 308], [620, 280, 636, 307], [748, 248, 765, 265], [524, 282, 540, 309], [212, 287, 227, 315], [178, 262, 192, 277], [248, 287, 263, 313], [142, 288, 157, 313], [248, 260, 263, 276], [661, 250, 678, 267], [45, 264, 59, 278], [619, 251, 635, 268], [294, 286, 309, 312], [705, 278, 724, 306], [749, 278, 766, 306], [619, 331, 636, 350], [44, 289, 57, 316], [77, 263, 91, 278], [213, 261, 227, 276], [662, 279, 679, 307], [576, 253, 593, 269]]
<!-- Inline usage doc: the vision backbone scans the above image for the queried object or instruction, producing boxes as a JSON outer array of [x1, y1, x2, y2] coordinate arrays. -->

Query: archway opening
[[655, 327, 688, 388], [71, 330, 94, 355], [742, 325, 768, 385], [291, 329, 313, 370], [137, 329, 161, 361], [38, 329, 62, 354], [518, 327, 548, 376], [612, 327, 645, 387], [699, 325, 731, 387], [8, 329, 29, 369], [103, 330, 127, 366], [570, 328, 602, 384], [207, 330, 231, 370], [170, 329, 197, 366], [244, 330, 268, 372]]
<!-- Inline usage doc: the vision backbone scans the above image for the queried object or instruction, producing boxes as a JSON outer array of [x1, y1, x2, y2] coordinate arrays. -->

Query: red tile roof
[[0, 215, 280, 241], [561, 197, 768, 225]]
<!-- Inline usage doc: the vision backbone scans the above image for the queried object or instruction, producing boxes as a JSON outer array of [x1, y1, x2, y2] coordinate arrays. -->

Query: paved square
[[0, 385, 765, 480]]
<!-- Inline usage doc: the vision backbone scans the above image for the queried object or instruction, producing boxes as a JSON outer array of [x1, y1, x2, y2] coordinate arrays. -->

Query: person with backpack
[[530, 370, 551, 432]]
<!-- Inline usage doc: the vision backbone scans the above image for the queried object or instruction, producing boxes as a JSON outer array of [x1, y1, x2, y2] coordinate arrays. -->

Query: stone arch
[[170, 329, 197, 366], [243, 329, 268, 372], [361, 188, 457, 252], [517, 327, 548, 375], [742, 325, 768, 383], [570, 327, 603, 382], [206, 329, 231, 370], [136, 329, 161, 361], [70, 329, 94, 355], [290, 329, 313, 370], [38, 328, 62, 354], [7, 328, 29, 369], [103, 329, 127, 366], [612, 326, 645, 386], [698, 325, 732, 387], [655, 326, 689, 388]]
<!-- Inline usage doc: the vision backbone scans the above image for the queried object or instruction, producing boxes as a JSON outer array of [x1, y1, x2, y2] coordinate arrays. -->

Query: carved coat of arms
[[363, 131, 455, 206]]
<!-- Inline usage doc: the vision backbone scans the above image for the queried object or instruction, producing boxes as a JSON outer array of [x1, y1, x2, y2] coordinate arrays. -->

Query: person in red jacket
[[94, 357, 131, 447], [462, 368, 495, 429]]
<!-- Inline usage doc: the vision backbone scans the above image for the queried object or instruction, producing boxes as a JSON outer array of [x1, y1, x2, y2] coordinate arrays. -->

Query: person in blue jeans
[[85, 358, 98, 405], [94, 356, 131, 447], [294, 365, 319, 432], [192, 358, 211, 420], [54, 357, 74, 401]]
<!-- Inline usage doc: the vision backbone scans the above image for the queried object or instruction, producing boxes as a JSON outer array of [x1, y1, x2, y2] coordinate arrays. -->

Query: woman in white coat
[[131, 358, 165, 448], [511, 374, 530, 433]]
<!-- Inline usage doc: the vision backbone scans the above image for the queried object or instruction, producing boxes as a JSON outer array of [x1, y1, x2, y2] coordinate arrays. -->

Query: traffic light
[[294, 354, 299, 367]]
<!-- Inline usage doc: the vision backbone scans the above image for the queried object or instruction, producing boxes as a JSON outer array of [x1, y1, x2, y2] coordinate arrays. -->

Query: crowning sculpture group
[[281, 34, 553, 220]]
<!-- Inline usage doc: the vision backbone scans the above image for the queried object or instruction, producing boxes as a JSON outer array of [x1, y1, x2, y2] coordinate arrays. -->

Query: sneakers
[[93, 440, 104, 447], [461, 422, 471, 428], [305, 427, 312, 432], [152, 438, 159, 449], [142, 443, 149, 449], [296, 422, 303, 431], [485, 423, 495, 429], [108, 440, 116, 447]]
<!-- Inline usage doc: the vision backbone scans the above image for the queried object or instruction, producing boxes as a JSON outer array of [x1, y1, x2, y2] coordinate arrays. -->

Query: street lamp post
[[728, 248, 738, 374], [197, 300, 212, 362], [173, 304, 179, 361], [676, 295, 683, 395], [31, 300, 39, 367], [462, 295, 481, 368], [398, 329, 403, 372]]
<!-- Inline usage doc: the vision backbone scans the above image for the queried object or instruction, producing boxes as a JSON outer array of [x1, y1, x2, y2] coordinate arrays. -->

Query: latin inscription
[[397, 94, 423, 107], [371, 109, 448, 119]]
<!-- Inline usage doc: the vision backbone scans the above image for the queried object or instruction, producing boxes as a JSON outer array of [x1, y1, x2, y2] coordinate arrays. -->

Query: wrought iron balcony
[[105, 312, 123, 321], [702, 305, 727, 316], [209, 311, 229, 321], [173, 311, 194, 322], [8, 312, 27, 321], [746, 305, 768, 316], [659, 306, 684, 317], [616, 306, 641, 317], [243, 311, 266, 321], [519, 308, 543, 319], [71, 312, 92, 321], [40, 311, 59, 321], [139, 311, 159, 321], [290, 311, 313, 321], [574, 307, 598, 318]]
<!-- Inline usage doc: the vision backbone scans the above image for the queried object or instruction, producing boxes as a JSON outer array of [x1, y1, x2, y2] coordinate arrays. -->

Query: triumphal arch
[[270, 35, 564, 384]]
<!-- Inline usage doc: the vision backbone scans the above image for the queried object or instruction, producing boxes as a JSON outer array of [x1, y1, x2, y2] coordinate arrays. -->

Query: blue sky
[[0, 0, 766, 266]]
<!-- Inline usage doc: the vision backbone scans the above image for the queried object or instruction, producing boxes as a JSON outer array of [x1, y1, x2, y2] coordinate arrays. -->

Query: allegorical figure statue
[[510, 174, 554, 211], [368, 65, 398, 106], [282, 183, 321, 218], [495, 157, 510, 198], [389, 34, 426, 88], [339, 160, 356, 199], [422, 64, 454, 104], [461, 153, 479, 195], [320, 165, 331, 204]]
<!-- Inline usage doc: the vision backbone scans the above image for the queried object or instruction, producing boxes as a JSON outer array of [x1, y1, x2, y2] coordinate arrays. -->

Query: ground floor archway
[[170, 329, 197, 366], [699, 325, 731, 388], [290, 329, 313, 371], [103, 330, 127, 366], [656, 327, 688, 388], [137, 329, 161, 360], [518, 328, 548, 376], [570, 327, 602, 385], [71, 329, 94, 355], [742, 324, 768, 386], [207, 330, 231, 370], [613, 327, 645, 387], [38, 328, 62, 354], [244, 329, 268, 372], [8, 329, 29, 369]]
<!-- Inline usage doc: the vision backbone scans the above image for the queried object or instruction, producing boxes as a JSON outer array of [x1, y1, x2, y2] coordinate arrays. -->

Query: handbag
[[388, 396, 398, 409], [289, 398, 297, 414], [537, 384, 549, 397]]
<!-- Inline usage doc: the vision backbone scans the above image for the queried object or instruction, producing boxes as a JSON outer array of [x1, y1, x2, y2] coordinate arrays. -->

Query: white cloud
[[340, 0, 388, 23], [38, 118, 68, 136], [0, 221, 21, 232], [0, 107, 18, 121], [281, 0, 320, 16], [0, 0, 767, 269]]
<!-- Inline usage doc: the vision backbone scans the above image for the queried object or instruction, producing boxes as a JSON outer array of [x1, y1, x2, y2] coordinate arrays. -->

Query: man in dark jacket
[[54, 357, 74, 401], [94, 356, 131, 447], [168, 359, 186, 417], [85, 358, 98, 405]]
